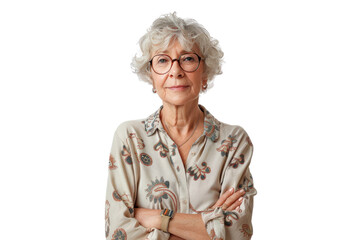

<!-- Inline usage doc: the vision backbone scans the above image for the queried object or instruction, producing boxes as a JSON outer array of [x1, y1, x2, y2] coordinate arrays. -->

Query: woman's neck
[[160, 100, 204, 135]]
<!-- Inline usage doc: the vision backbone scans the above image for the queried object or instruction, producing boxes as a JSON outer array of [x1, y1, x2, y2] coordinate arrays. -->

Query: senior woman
[[105, 13, 256, 240]]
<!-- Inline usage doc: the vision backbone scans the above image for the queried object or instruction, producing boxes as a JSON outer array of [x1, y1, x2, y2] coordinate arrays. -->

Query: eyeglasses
[[149, 53, 202, 75]]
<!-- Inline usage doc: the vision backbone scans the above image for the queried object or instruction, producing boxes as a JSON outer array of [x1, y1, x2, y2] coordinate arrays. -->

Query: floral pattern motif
[[154, 140, 169, 158], [238, 174, 254, 192], [112, 191, 134, 214], [128, 133, 144, 149], [111, 228, 127, 240], [203, 109, 220, 142], [145, 177, 178, 211], [144, 108, 162, 135], [109, 154, 117, 170], [120, 145, 132, 165], [187, 161, 211, 180], [224, 211, 239, 227], [139, 153, 152, 166], [124, 133, 153, 166], [229, 154, 245, 168], [216, 135, 238, 157], [240, 224, 253, 238]]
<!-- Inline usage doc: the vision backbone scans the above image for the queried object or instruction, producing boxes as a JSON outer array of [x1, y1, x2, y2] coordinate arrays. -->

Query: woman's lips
[[167, 85, 189, 90]]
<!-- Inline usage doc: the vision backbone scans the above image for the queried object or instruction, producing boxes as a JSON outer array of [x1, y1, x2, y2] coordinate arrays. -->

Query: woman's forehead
[[152, 39, 200, 56]]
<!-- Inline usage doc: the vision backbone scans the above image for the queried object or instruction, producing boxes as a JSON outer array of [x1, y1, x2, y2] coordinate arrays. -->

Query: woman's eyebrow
[[156, 50, 193, 55]]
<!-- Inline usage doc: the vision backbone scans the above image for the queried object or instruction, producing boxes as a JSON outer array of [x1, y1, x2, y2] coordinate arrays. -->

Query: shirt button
[[182, 199, 188, 205], [191, 152, 196, 156]]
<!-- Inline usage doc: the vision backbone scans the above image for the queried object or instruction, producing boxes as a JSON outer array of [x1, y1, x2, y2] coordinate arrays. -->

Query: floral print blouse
[[105, 105, 256, 240]]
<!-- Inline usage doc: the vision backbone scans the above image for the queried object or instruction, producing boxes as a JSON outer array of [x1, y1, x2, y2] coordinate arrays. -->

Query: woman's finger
[[221, 189, 245, 210], [211, 187, 234, 209], [226, 197, 244, 211]]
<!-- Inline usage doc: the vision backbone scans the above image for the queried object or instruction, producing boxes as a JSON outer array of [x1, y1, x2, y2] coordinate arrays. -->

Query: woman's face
[[150, 39, 207, 107]]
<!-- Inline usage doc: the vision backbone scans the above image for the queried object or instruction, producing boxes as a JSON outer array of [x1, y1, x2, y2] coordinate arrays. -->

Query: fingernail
[[228, 188, 234, 193], [238, 197, 243, 202], [239, 189, 245, 194], [235, 206, 240, 211]]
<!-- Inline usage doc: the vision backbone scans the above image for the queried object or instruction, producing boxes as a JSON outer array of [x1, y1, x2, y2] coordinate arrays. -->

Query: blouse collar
[[144, 104, 220, 143]]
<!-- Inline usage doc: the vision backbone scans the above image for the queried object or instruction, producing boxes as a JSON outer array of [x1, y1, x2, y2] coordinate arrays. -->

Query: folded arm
[[135, 188, 246, 240], [106, 131, 170, 240], [201, 131, 256, 239]]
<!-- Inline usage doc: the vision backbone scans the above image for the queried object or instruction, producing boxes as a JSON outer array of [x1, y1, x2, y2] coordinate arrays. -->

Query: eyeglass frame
[[149, 52, 203, 75]]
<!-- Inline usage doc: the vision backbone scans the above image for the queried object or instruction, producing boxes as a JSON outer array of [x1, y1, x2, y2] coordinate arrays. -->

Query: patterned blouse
[[105, 105, 256, 240]]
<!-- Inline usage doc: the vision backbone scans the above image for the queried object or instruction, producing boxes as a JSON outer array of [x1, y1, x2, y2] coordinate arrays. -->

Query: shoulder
[[113, 119, 146, 140], [199, 105, 252, 142], [111, 106, 162, 141], [220, 122, 247, 137], [218, 121, 253, 147]]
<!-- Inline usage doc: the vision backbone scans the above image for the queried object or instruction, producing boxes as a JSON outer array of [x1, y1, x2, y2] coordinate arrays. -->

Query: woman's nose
[[169, 60, 184, 78]]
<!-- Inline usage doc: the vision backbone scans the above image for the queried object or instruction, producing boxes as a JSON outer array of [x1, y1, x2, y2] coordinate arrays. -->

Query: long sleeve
[[201, 131, 256, 240], [105, 128, 170, 240]]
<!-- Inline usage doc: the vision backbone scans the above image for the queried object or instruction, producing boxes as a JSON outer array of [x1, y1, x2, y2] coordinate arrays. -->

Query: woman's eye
[[183, 56, 195, 62], [157, 58, 168, 64]]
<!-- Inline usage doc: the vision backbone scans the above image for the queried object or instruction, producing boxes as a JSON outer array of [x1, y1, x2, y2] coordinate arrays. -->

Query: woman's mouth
[[167, 85, 189, 90]]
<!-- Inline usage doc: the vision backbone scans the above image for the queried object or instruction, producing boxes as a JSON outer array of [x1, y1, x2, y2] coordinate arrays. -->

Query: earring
[[152, 88, 157, 93], [202, 83, 208, 90]]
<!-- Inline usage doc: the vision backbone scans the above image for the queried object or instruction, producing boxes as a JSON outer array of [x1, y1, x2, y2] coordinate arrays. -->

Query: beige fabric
[[105, 105, 256, 240]]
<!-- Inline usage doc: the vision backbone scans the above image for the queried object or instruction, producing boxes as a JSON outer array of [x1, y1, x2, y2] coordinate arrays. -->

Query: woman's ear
[[201, 68, 208, 83]]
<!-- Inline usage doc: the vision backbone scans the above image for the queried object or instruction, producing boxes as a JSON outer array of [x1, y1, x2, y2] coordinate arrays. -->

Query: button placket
[[161, 131, 190, 213], [173, 142, 190, 213]]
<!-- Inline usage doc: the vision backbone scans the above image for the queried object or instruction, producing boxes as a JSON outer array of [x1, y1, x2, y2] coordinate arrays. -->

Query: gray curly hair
[[131, 12, 224, 91]]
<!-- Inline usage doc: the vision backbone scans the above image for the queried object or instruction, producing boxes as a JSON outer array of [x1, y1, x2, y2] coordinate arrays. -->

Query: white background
[[1, 0, 359, 239]]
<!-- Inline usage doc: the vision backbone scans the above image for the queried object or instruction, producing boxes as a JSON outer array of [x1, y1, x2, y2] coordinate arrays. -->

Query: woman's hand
[[134, 208, 161, 229], [211, 188, 245, 212]]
